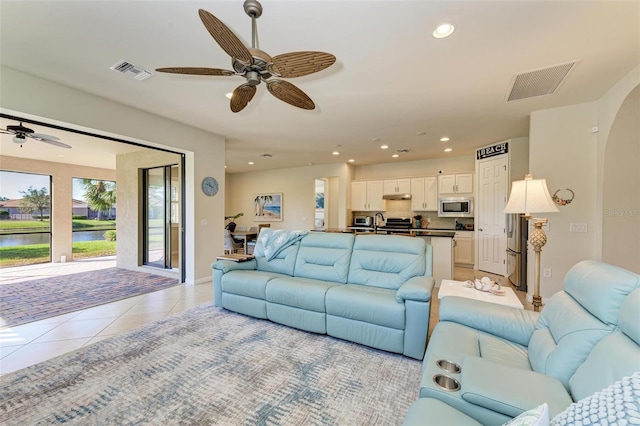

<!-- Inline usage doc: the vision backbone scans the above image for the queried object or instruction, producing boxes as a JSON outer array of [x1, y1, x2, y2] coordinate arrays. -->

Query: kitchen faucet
[[374, 212, 385, 232]]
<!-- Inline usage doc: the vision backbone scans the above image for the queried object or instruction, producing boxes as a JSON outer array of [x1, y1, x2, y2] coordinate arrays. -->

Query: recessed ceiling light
[[440, 137, 450, 142], [397, 149, 410, 153], [308, 162, 315, 166], [260, 153, 272, 158], [332, 151, 340, 155], [392, 154, 399, 158], [226, 92, 233, 99], [417, 131, 426, 136], [248, 161, 255, 165], [224, 165, 227, 168], [348, 159, 355, 163], [371, 138, 380, 142], [444, 148, 453, 152], [380, 144, 389, 149], [433, 23, 455, 39]]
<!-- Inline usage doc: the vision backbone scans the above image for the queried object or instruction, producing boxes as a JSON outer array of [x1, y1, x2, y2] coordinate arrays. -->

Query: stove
[[379, 217, 413, 234]]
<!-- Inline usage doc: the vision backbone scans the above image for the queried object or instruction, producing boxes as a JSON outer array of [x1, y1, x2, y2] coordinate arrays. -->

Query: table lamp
[[503, 174, 559, 311]]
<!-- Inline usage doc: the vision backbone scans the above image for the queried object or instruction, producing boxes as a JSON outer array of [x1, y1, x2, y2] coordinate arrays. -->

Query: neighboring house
[[0, 198, 49, 220], [0, 198, 115, 220], [72, 199, 117, 219]]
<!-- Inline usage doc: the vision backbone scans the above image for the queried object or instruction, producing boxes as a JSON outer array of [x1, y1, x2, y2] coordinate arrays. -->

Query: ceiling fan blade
[[31, 133, 60, 141], [35, 138, 72, 149], [0, 129, 14, 135], [266, 80, 315, 110], [271, 52, 336, 78], [230, 83, 257, 113], [155, 67, 236, 76], [198, 9, 253, 64]]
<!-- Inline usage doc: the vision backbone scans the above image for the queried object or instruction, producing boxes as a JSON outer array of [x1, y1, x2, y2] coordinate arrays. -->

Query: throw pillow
[[503, 403, 550, 426], [550, 372, 640, 426]]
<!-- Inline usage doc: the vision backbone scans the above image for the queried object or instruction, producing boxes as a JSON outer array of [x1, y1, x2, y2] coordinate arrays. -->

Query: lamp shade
[[503, 174, 559, 215]]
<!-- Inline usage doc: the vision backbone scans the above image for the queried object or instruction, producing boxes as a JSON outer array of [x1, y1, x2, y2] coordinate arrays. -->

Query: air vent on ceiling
[[110, 60, 153, 81], [506, 60, 579, 102]]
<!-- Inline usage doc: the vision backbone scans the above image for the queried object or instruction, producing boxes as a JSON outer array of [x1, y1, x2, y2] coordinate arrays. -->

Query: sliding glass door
[[143, 165, 179, 270]]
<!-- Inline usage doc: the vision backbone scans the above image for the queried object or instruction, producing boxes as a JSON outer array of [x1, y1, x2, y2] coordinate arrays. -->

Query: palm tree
[[254, 195, 273, 217], [80, 179, 116, 219]]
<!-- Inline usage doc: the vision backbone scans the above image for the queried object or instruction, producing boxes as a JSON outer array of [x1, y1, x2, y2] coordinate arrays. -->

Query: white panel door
[[477, 156, 508, 275]]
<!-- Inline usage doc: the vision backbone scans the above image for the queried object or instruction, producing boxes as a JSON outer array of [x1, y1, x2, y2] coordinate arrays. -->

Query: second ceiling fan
[[156, 0, 336, 113]]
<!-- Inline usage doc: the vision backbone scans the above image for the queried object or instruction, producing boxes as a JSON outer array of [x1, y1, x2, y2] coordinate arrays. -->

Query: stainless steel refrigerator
[[506, 214, 528, 291]]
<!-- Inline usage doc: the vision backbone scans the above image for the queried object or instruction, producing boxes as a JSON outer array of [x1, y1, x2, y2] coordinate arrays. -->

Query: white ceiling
[[1, 1, 638, 173]]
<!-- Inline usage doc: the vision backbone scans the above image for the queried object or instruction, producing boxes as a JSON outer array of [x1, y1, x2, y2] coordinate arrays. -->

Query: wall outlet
[[200, 219, 207, 227], [570, 222, 588, 233], [543, 268, 552, 278]]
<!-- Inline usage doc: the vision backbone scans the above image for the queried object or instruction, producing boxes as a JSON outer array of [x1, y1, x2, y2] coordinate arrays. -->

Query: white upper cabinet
[[351, 180, 384, 211], [383, 178, 411, 194], [411, 177, 438, 211], [438, 173, 474, 194]]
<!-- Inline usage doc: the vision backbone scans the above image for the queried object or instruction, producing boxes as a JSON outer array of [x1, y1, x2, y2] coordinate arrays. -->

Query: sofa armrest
[[460, 356, 573, 418], [439, 297, 539, 346], [396, 276, 435, 303], [212, 259, 257, 273]]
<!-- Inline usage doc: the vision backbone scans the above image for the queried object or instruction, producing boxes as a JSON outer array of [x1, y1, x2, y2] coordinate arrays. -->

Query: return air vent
[[506, 60, 579, 101], [110, 60, 153, 81]]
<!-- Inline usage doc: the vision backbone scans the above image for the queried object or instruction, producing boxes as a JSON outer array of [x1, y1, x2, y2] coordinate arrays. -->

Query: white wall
[[529, 65, 640, 298], [225, 163, 352, 230], [0, 155, 115, 262], [1, 66, 226, 284], [602, 86, 640, 271], [355, 155, 475, 180]]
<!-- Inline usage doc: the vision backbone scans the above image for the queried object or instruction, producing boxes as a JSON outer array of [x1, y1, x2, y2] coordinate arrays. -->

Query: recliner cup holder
[[436, 359, 461, 374], [433, 374, 461, 392]]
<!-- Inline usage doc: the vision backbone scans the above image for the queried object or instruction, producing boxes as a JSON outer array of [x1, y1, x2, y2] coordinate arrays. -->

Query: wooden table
[[230, 231, 257, 254], [438, 279, 524, 309]]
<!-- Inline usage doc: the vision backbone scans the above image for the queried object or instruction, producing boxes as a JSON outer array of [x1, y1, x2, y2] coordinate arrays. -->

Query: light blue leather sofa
[[404, 260, 640, 425], [213, 232, 435, 359]]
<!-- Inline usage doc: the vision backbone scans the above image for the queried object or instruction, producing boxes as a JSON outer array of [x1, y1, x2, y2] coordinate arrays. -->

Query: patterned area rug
[[0, 305, 421, 425], [0, 268, 179, 327]]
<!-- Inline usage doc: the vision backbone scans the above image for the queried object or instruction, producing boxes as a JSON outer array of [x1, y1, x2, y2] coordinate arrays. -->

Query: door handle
[[479, 228, 483, 232]]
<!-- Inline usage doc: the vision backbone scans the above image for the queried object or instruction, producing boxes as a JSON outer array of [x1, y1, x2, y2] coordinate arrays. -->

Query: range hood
[[383, 193, 412, 200]]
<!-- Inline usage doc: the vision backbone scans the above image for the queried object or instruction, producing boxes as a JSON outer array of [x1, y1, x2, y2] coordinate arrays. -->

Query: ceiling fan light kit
[[156, 0, 336, 113], [1, 122, 71, 149]]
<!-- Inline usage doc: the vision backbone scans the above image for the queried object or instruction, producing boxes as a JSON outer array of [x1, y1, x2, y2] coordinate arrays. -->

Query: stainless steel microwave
[[438, 197, 474, 217]]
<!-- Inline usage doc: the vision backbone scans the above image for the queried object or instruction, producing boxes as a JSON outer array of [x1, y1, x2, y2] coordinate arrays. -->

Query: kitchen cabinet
[[411, 177, 437, 211], [351, 180, 384, 211], [438, 173, 474, 194], [453, 231, 475, 266], [383, 178, 411, 195]]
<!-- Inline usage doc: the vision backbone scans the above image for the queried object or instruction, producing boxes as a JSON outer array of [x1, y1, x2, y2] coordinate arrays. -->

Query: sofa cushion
[[293, 232, 354, 283], [253, 241, 300, 276], [562, 260, 640, 327], [326, 284, 405, 329], [266, 276, 341, 312], [221, 270, 283, 300], [568, 288, 640, 401], [348, 235, 426, 290], [426, 321, 531, 371], [528, 292, 618, 390]]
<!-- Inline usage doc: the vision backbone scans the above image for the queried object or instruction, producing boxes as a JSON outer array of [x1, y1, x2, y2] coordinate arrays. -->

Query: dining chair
[[246, 224, 270, 254], [224, 229, 244, 254]]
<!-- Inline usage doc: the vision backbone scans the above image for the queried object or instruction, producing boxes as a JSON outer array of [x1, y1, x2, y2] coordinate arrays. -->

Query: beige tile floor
[[0, 258, 212, 376], [0, 261, 532, 377]]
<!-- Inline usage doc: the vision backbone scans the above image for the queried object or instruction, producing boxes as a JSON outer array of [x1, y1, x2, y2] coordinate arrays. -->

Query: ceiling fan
[[1, 122, 71, 149], [156, 0, 336, 112]]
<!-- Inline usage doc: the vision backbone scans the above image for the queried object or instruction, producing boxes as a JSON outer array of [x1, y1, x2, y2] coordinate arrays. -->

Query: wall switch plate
[[570, 222, 587, 232], [543, 268, 552, 278], [201, 219, 207, 227]]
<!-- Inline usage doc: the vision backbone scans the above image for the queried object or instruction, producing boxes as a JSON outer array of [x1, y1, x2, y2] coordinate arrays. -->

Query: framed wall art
[[253, 193, 283, 221]]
